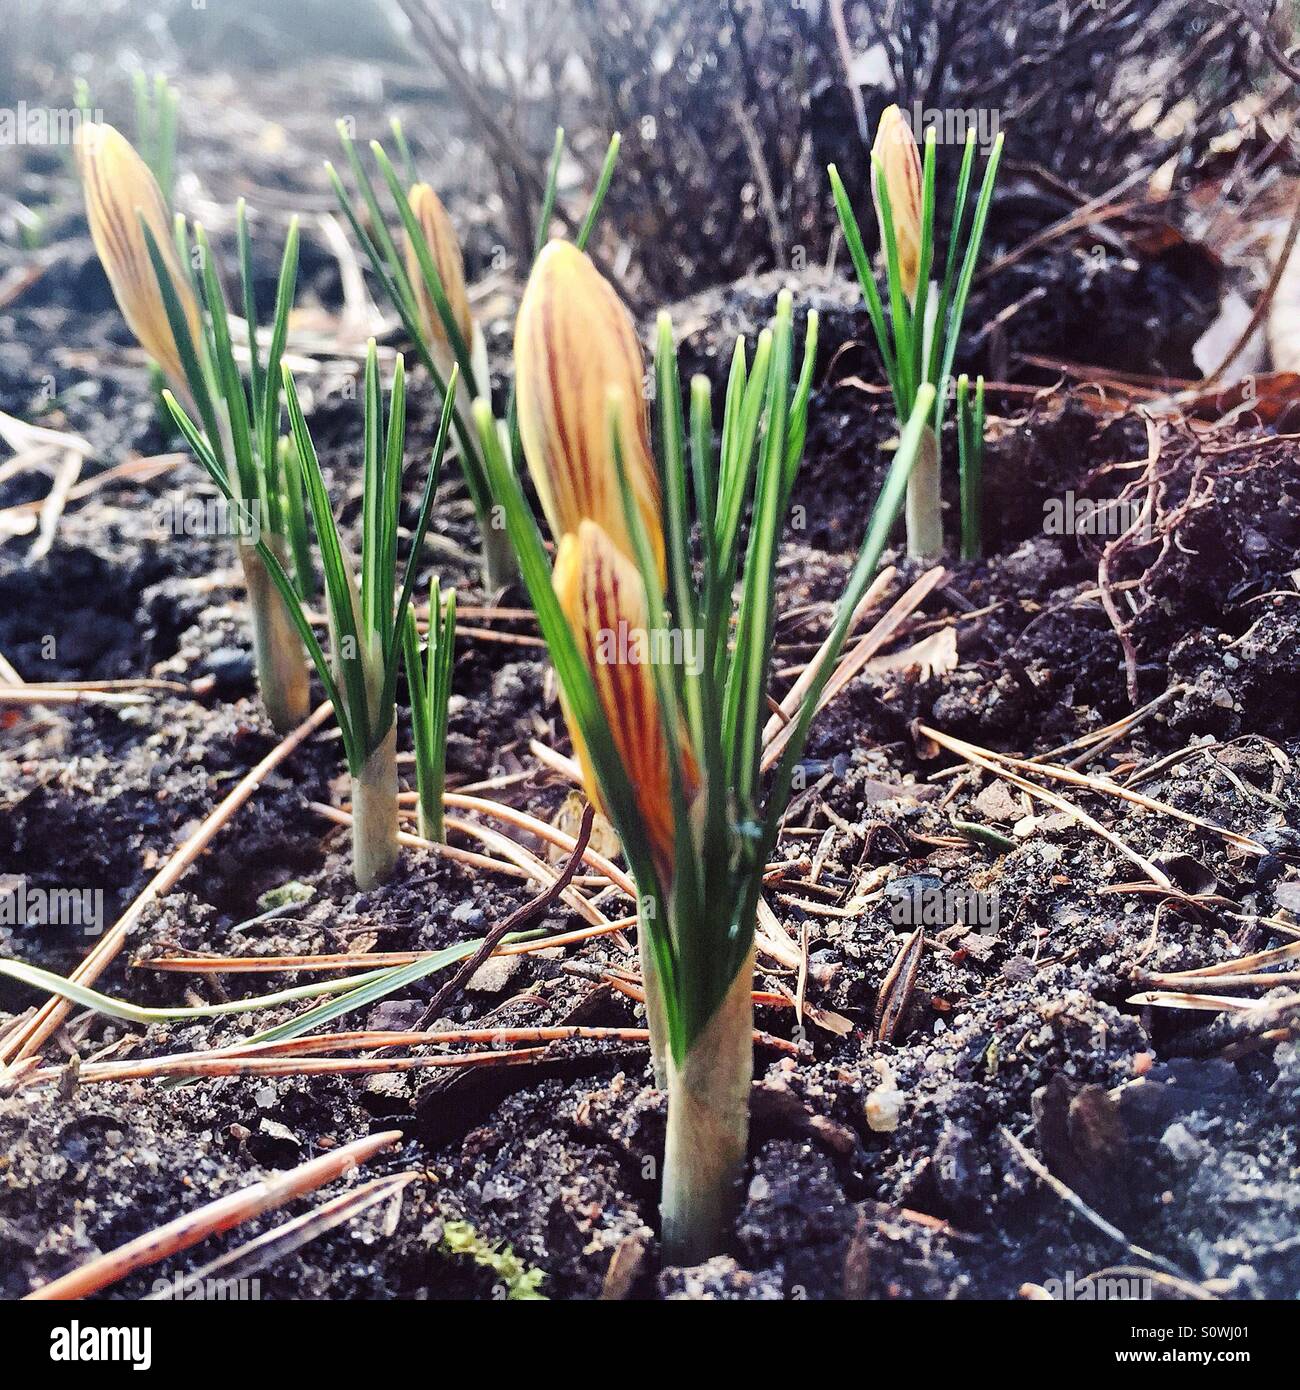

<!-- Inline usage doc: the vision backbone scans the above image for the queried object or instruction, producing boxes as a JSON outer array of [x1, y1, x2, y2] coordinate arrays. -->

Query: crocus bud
[[552, 519, 695, 885], [514, 240, 663, 577], [404, 182, 473, 355], [870, 105, 923, 303], [75, 122, 201, 391]]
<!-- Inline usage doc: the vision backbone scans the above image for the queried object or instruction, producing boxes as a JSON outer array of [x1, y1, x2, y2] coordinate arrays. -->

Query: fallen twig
[[1, 702, 335, 1071], [23, 1129, 402, 1300]]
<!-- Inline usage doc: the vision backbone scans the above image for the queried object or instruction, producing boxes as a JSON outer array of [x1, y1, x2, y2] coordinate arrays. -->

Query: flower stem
[[904, 423, 943, 559], [239, 539, 310, 733], [660, 942, 754, 1265], [351, 723, 399, 890], [479, 521, 516, 593]]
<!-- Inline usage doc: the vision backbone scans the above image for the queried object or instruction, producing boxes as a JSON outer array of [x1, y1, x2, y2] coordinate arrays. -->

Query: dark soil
[[2, 68, 1299, 1304]]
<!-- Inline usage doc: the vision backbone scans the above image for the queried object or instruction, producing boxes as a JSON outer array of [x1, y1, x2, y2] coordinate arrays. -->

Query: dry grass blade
[[23, 1129, 402, 1300], [762, 567, 945, 772], [918, 723, 1173, 889], [23, 1046, 552, 1088], [311, 802, 559, 886], [1, 702, 336, 1071], [763, 567, 896, 729], [1155, 940, 1300, 979], [23, 1027, 655, 1084], [143, 1172, 418, 1301], [31, 447, 83, 561], [1126, 991, 1274, 1013], [874, 925, 924, 1043], [934, 726, 1263, 854], [756, 894, 803, 970], [1132, 972, 1300, 992], [0, 685, 149, 706], [140, 917, 638, 976]]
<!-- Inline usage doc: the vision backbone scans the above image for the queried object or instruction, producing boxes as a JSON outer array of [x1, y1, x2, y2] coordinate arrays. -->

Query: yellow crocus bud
[[75, 122, 201, 391], [552, 519, 695, 885], [404, 182, 473, 354], [514, 240, 663, 578], [870, 105, 923, 303]]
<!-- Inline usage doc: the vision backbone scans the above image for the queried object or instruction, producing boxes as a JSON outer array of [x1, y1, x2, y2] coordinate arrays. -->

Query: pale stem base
[[904, 424, 943, 559], [638, 906, 669, 1088], [351, 723, 399, 891], [239, 541, 310, 734], [660, 943, 755, 1265], [416, 799, 441, 846]]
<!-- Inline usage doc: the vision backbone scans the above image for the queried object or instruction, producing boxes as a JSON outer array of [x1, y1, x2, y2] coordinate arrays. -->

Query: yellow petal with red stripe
[[403, 182, 473, 353], [515, 240, 663, 577], [552, 519, 694, 885], [871, 105, 923, 303], [75, 123, 201, 392]]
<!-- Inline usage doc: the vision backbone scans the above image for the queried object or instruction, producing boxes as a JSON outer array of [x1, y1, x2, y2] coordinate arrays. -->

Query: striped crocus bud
[[871, 105, 923, 303], [75, 122, 201, 391], [404, 182, 473, 356], [552, 519, 695, 884], [514, 240, 663, 578]]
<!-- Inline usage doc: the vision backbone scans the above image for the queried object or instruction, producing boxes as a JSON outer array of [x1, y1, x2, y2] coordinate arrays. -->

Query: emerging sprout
[[829, 110, 1003, 559], [330, 131, 509, 589], [404, 183, 473, 363], [402, 577, 457, 845], [77, 120, 312, 732], [165, 344, 454, 889], [870, 105, 923, 304], [75, 122, 199, 394], [482, 243, 937, 1262]]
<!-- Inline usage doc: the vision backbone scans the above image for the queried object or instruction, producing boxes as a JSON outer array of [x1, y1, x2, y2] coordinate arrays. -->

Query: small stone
[[971, 779, 1020, 823], [865, 1063, 905, 1132], [364, 1074, 409, 1098], [258, 1118, 300, 1147], [451, 901, 484, 927], [1160, 1121, 1205, 1165], [367, 999, 424, 1032], [206, 646, 254, 691], [807, 949, 841, 990], [466, 955, 522, 994]]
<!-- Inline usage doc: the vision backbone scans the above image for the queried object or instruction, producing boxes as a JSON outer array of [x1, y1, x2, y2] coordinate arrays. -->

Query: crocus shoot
[[956, 373, 986, 560], [402, 578, 457, 844], [829, 105, 1002, 558], [164, 344, 455, 890], [329, 128, 510, 590], [76, 121, 314, 732], [329, 124, 621, 592], [481, 239, 936, 1262]]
